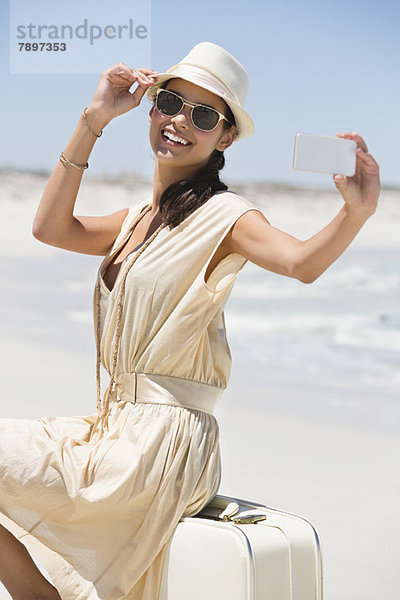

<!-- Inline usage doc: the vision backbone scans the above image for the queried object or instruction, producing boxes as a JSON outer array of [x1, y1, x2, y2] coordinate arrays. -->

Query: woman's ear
[[215, 126, 236, 152], [148, 105, 155, 122]]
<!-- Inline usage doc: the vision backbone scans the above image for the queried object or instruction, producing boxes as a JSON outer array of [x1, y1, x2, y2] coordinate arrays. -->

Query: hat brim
[[145, 73, 254, 142]]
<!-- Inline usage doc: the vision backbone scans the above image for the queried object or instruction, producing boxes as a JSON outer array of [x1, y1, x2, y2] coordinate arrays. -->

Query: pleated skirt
[[0, 384, 221, 599]]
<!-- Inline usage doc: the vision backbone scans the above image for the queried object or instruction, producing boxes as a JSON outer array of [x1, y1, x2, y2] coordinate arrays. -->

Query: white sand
[[216, 398, 400, 600], [1, 171, 399, 599]]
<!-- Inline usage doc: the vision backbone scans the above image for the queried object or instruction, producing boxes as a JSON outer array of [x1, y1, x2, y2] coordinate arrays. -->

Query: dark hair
[[147, 79, 237, 229]]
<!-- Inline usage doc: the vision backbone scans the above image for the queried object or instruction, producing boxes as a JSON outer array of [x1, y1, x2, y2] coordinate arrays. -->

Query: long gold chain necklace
[[94, 204, 167, 417]]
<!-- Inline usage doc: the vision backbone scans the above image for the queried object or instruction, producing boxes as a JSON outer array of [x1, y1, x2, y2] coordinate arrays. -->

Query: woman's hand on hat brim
[[89, 64, 159, 125]]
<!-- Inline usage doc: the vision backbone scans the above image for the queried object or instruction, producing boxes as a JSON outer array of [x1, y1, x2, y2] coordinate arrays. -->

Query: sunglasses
[[155, 88, 233, 132]]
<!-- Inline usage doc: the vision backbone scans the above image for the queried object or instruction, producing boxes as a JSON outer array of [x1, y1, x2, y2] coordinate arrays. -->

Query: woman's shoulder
[[126, 197, 152, 219], [211, 188, 262, 210], [119, 197, 151, 232], [107, 198, 151, 252], [203, 189, 264, 224]]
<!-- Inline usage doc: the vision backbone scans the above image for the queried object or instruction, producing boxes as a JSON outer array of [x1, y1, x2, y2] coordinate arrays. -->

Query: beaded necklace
[[94, 203, 167, 417]]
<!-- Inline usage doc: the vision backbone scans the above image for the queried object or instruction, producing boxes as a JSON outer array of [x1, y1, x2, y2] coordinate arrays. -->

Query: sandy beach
[[1, 170, 399, 599]]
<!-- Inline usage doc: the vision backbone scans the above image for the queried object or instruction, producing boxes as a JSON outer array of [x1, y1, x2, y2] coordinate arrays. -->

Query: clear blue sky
[[1, 0, 399, 187]]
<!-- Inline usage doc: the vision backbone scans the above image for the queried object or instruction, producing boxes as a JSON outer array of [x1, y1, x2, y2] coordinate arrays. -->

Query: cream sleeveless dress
[[0, 190, 262, 600]]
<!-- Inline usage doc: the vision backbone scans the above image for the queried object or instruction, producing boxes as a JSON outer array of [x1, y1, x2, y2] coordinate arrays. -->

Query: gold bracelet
[[59, 152, 89, 170], [83, 107, 103, 138]]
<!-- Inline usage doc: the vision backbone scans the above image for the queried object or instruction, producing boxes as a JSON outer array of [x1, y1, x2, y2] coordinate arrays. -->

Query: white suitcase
[[160, 494, 323, 599]]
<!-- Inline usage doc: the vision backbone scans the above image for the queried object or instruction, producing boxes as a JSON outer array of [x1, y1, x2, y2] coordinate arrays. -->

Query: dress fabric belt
[[110, 372, 224, 415]]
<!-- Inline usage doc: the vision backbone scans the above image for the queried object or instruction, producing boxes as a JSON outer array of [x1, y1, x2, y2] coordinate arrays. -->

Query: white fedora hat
[[145, 41, 255, 142]]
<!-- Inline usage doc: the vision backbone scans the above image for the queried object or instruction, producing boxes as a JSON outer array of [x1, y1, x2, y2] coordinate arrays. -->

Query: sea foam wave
[[226, 310, 400, 352]]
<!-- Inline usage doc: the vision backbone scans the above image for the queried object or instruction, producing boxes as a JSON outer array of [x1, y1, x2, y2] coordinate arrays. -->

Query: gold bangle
[[83, 107, 103, 138], [59, 152, 89, 170]]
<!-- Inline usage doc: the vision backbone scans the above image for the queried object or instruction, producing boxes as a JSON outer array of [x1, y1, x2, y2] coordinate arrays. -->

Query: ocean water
[[1, 242, 398, 436], [226, 245, 400, 435]]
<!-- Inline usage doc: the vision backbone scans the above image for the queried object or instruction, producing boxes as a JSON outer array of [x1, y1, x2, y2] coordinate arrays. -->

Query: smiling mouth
[[161, 130, 191, 146]]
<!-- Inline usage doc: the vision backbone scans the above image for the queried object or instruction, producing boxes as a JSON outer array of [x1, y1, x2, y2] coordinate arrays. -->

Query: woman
[[0, 42, 379, 600]]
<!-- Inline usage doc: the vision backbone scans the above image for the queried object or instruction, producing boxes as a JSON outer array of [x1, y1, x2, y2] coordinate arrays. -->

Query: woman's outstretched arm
[[229, 132, 380, 283], [32, 64, 158, 256]]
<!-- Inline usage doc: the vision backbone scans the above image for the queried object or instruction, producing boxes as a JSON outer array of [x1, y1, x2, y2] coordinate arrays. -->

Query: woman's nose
[[171, 107, 191, 129]]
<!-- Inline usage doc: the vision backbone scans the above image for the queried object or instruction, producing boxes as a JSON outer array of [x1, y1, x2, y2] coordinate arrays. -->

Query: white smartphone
[[293, 133, 357, 176]]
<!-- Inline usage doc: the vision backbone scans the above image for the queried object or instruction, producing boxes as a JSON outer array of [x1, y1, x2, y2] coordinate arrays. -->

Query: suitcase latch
[[218, 502, 267, 524]]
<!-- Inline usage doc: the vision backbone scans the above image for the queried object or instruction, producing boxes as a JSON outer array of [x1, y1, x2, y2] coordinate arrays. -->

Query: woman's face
[[148, 78, 236, 173]]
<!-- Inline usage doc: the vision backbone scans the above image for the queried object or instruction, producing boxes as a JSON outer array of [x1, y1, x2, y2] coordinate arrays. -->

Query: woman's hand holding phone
[[333, 132, 380, 219]]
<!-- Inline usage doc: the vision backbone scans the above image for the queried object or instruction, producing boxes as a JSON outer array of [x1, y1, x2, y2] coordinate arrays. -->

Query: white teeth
[[163, 130, 189, 145]]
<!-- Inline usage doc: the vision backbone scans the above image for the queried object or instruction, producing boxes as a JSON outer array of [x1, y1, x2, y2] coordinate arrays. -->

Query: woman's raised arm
[[228, 132, 380, 283], [32, 64, 158, 256]]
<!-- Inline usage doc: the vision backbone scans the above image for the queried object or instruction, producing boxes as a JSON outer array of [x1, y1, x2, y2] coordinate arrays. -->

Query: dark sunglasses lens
[[157, 90, 182, 116], [192, 105, 219, 131]]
